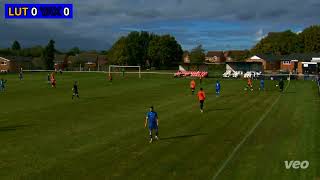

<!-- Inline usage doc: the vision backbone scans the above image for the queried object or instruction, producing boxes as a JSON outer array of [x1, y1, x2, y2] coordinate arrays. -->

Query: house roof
[[183, 51, 189, 56], [78, 53, 98, 62], [281, 53, 320, 62], [5, 56, 33, 62], [68, 53, 107, 63], [253, 54, 282, 61], [206, 51, 224, 57], [225, 50, 249, 56], [0, 57, 11, 62], [67, 55, 76, 62], [97, 55, 107, 64], [54, 54, 67, 62]]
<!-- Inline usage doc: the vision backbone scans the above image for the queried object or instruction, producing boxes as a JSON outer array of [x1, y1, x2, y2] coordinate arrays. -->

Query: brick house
[[0, 56, 33, 72], [54, 54, 67, 70], [224, 50, 250, 61], [280, 53, 320, 74], [245, 54, 281, 72], [205, 51, 226, 63], [0, 57, 12, 72], [183, 51, 190, 64], [66, 53, 107, 71]]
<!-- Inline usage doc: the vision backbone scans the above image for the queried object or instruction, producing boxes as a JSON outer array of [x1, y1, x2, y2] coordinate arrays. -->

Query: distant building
[[0, 57, 11, 72], [54, 54, 67, 70], [224, 50, 250, 61], [280, 53, 320, 74], [245, 54, 281, 72], [183, 51, 190, 64], [205, 50, 249, 63], [225, 54, 281, 73], [66, 53, 107, 71], [225, 53, 320, 74], [0, 56, 33, 72], [205, 51, 226, 63]]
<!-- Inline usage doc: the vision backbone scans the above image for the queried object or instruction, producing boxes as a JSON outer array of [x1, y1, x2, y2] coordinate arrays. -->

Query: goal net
[[108, 65, 141, 78]]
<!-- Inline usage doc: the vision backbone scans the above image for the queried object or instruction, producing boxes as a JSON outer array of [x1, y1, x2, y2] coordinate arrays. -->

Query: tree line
[[0, 40, 99, 70], [107, 31, 183, 69], [252, 25, 320, 55], [1, 32, 184, 70], [1, 25, 319, 70], [0, 40, 57, 69], [187, 25, 320, 63]]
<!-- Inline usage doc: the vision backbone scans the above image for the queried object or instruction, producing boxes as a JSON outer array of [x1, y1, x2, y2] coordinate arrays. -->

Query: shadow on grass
[[0, 124, 32, 132], [283, 91, 296, 94], [205, 108, 232, 112], [161, 133, 207, 141], [220, 94, 237, 98]]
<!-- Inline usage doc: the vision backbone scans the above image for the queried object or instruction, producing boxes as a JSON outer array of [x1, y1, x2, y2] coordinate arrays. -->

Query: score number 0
[[30, 7, 71, 16]]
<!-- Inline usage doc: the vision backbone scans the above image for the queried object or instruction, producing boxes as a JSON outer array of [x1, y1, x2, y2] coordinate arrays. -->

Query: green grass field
[[0, 72, 319, 180]]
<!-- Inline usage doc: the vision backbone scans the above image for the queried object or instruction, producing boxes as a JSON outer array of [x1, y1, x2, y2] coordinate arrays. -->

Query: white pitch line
[[212, 81, 290, 180]]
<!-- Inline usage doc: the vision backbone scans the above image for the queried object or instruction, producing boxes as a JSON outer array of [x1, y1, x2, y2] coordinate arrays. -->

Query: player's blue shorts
[[149, 124, 158, 130]]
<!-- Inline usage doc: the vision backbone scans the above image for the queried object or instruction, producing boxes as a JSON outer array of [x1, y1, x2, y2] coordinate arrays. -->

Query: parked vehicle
[[243, 71, 262, 79], [223, 70, 233, 78], [232, 71, 243, 78], [223, 70, 243, 78]]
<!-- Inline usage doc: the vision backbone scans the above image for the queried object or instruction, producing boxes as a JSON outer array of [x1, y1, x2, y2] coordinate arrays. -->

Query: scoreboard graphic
[[4, 4, 73, 19]]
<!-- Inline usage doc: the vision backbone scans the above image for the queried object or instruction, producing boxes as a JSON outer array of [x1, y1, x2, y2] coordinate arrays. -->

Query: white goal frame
[[108, 65, 141, 78]]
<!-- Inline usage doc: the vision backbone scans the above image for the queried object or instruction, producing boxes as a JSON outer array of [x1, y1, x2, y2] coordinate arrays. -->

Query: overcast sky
[[1, 0, 320, 51]]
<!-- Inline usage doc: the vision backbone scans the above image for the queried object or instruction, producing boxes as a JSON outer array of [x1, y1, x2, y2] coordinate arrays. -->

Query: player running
[[50, 72, 56, 88], [279, 78, 284, 92], [144, 106, 159, 143], [19, 68, 23, 80], [47, 73, 51, 84], [260, 78, 265, 91], [0, 78, 7, 92], [108, 74, 113, 82], [247, 78, 253, 91], [216, 80, 221, 97], [190, 79, 196, 95], [72, 81, 80, 99], [197, 88, 206, 113]]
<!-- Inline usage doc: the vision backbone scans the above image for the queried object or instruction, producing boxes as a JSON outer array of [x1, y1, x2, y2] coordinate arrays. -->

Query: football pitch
[[0, 72, 319, 180]]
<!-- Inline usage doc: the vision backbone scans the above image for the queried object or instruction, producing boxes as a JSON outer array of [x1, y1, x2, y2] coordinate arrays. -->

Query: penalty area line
[[211, 81, 290, 180]]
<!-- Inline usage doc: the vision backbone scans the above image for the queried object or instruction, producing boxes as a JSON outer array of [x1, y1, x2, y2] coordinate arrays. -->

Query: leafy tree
[[148, 36, 161, 67], [190, 45, 205, 63], [148, 35, 183, 68], [20, 46, 44, 57], [11, 40, 21, 51], [228, 50, 250, 61], [107, 31, 182, 68], [0, 48, 13, 56], [107, 37, 129, 65], [299, 25, 320, 53], [67, 47, 80, 56], [42, 40, 56, 69], [126, 31, 143, 66], [251, 30, 299, 55], [100, 50, 108, 55], [32, 57, 46, 69]]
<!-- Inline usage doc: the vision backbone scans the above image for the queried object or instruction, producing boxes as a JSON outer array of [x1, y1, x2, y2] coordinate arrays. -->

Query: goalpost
[[108, 65, 141, 78]]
